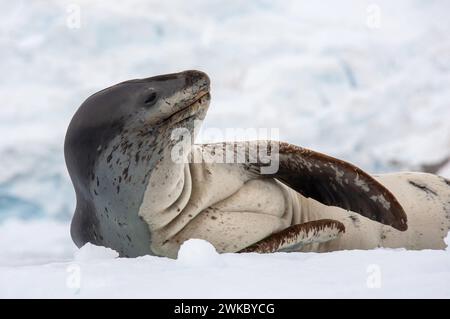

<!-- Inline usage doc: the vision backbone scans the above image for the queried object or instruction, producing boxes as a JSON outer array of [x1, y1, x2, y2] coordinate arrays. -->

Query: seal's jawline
[[164, 91, 210, 125]]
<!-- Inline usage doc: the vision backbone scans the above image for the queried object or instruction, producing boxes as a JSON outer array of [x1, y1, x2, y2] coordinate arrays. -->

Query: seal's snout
[[182, 70, 210, 93]]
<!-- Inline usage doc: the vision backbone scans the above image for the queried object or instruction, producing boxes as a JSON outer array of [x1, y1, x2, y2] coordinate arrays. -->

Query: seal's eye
[[144, 92, 158, 106]]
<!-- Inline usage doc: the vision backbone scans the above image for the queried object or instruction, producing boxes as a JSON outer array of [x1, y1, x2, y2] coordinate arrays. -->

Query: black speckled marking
[[348, 214, 360, 227], [408, 180, 438, 197], [442, 177, 450, 187]]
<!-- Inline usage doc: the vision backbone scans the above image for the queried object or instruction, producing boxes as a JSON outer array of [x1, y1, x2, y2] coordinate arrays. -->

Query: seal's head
[[66, 69, 210, 162], [65, 70, 210, 257]]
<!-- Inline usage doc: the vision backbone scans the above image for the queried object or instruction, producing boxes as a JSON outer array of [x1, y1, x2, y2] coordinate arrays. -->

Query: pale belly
[[167, 178, 297, 257]]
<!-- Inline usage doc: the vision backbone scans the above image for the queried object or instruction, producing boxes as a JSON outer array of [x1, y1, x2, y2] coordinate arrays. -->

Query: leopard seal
[[65, 70, 450, 258]]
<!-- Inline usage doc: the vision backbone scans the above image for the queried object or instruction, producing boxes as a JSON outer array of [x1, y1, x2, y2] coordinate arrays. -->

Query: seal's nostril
[[144, 92, 157, 106]]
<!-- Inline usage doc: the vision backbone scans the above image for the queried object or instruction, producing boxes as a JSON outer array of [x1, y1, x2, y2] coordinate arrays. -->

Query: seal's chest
[[154, 177, 294, 257]]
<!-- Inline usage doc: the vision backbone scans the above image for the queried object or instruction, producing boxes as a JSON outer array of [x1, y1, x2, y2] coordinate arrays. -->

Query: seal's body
[[139, 145, 450, 258], [65, 70, 450, 258]]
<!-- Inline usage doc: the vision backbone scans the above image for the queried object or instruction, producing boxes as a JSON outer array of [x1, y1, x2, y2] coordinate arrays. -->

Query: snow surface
[[0, 221, 450, 298], [1, 0, 450, 298], [177, 239, 225, 268], [74, 243, 119, 262]]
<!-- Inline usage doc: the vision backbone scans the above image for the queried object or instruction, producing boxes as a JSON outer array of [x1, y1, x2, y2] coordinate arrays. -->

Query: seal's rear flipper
[[269, 142, 408, 231], [239, 219, 345, 253]]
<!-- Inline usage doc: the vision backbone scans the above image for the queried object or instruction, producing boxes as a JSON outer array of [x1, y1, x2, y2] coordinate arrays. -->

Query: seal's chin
[[166, 92, 211, 126]]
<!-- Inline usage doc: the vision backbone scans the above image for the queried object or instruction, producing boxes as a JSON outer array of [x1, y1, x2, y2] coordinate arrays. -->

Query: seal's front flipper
[[239, 219, 345, 253], [269, 142, 408, 231]]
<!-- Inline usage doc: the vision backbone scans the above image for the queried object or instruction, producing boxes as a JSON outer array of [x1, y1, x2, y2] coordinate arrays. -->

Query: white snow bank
[[0, 219, 76, 267], [0, 221, 449, 298], [177, 239, 224, 267], [74, 243, 119, 262], [445, 232, 450, 248], [439, 162, 450, 178]]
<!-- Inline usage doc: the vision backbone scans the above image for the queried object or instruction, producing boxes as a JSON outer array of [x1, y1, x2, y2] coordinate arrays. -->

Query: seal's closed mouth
[[166, 91, 210, 125]]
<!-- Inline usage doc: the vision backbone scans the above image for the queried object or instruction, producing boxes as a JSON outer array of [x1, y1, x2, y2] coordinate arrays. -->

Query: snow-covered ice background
[[0, 0, 449, 298]]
